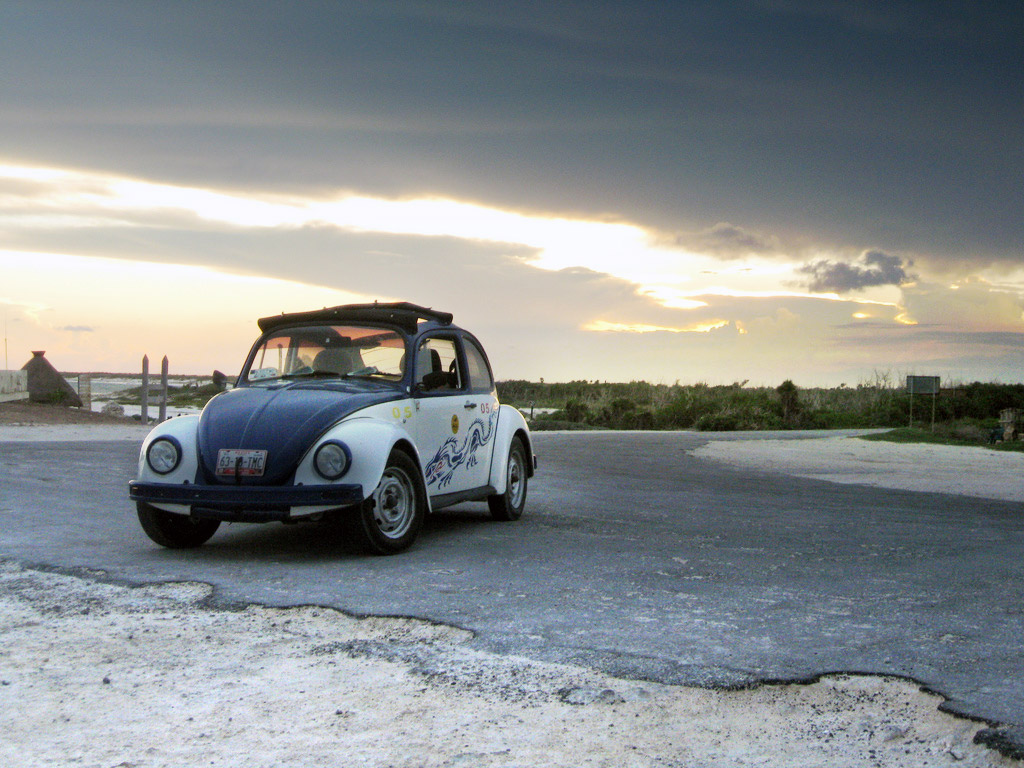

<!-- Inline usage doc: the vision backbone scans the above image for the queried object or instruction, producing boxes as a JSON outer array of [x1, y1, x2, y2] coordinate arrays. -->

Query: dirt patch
[[0, 401, 136, 426]]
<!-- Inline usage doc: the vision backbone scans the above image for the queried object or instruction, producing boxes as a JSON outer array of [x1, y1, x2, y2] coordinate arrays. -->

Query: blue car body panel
[[129, 302, 536, 553], [196, 380, 405, 485]]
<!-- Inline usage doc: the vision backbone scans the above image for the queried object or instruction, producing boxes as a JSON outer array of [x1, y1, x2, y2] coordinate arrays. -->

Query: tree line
[[497, 377, 1024, 432]]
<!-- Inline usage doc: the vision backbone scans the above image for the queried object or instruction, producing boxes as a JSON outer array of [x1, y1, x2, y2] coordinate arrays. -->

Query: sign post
[[906, 375, 940, 431], [141, 355, 149, 424]]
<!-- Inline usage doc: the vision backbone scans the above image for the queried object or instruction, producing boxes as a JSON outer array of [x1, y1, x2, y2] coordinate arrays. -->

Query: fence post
[[159, 356, 168, 422], [141, 355, 149, 423], [78, 373, 91, 411]]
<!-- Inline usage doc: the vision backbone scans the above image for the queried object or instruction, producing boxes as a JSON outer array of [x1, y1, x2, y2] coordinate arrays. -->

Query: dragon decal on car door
[[424, 413, 496, 489]]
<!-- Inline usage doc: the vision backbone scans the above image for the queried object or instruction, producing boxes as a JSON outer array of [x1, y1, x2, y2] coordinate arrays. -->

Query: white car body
[[129, 302, 535, 554]]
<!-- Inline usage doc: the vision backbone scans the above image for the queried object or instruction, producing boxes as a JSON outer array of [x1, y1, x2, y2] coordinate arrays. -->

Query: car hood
[[197, 379, 405, 485]]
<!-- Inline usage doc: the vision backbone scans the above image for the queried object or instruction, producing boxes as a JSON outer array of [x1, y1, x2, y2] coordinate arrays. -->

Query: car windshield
[[244, 324, 406, 384]]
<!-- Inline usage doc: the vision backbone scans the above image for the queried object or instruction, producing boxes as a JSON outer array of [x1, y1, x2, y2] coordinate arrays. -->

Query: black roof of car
[[257, 302, 455, 335]]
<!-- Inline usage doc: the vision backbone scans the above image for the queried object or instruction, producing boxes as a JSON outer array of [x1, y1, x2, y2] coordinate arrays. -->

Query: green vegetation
[[114, 382, 223, 408], [862, 423, 1024, 452], [498, 377, 1024, 435], [99, 373, 1024, 446]]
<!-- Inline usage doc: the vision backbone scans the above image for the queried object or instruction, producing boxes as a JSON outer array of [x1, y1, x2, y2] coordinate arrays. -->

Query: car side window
[[415, 337, 462, 392], [463, 338, 493, 393]]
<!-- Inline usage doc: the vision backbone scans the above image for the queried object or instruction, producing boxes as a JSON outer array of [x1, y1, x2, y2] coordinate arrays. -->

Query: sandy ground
[[0, 563, 1015, 768], [2, 409, 1022, 765], [691, 434, 1024, 504]]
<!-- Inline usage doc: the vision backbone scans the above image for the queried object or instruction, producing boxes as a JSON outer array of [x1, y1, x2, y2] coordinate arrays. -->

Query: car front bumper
[[128, 481, 365, 523]]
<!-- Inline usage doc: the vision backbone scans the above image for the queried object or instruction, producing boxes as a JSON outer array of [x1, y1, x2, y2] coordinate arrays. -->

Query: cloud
[[900, 277, 1024, 332], [1, 0, 1021, 265], [584, 319, 729, 334], [915, 330, 1024, 348], [2, 156, 1021, 385], [797, 250, 914, 293], [58, 325, 94, 333], [0, 160, 797, 312], [674, 222, 781, 258]]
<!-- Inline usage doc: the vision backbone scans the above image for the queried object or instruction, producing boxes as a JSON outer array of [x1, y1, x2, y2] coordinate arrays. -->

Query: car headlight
[[314, 441, 351, 480], [147, 437, 182, 475]]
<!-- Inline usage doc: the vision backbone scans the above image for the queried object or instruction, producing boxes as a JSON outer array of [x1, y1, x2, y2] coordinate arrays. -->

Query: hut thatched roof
[[21, 351, 84, 408]]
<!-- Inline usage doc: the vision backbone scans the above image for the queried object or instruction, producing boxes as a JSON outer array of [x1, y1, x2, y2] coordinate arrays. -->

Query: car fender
[[294, 415, 432, 511], [487, 404, 534, 494], [136, 415, 201, 485], [134, 415, 201, 514]]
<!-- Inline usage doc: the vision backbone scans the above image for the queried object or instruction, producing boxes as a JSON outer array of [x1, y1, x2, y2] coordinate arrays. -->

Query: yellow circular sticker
[[451, 414, 460, 434]]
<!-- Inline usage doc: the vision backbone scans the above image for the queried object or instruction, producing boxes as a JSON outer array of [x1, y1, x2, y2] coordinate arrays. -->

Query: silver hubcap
[[372, 466, 415, 539], [507, 449, 525, 507]]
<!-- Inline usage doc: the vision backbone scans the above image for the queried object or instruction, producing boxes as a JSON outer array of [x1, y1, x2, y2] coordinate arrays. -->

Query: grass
[[97, 374, 1024, 443], [501, 378, 1024, 434], [110, 382, 223, 409], [861, 422, 1024, 452], [503, 378, 910, 432]]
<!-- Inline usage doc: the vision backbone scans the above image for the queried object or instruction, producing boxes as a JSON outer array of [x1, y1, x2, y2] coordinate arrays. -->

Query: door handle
[[463, 402, 477, 410]]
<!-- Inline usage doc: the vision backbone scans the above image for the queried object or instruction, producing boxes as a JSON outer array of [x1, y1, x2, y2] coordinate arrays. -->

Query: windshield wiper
[[279, 369, 342, 379], [343, 366, 385, 378]]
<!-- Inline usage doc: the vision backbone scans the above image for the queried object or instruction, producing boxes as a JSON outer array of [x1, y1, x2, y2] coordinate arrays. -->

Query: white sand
[[2, 426, 1022, 765], [0, 562, 1013, 768], [691, 434, 1024, 503]]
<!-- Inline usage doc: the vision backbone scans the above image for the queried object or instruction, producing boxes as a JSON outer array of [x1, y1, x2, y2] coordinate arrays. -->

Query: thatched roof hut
[[21, 351, 83, 407]]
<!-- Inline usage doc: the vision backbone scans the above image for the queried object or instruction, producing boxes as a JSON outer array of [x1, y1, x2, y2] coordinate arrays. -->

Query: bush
[[564, 399, 589, 422], [497, 378, 1024, 433], [528, 419, 603, 431]]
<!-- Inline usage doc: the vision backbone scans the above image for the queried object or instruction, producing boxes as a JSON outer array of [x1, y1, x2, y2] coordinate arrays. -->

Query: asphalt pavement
[[1, 430, 1022, 744]]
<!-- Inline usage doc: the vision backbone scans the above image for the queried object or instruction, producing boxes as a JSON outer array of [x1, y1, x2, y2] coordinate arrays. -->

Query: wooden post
[[141, 355, 149, 424], [159, 355, 168, 422], [78, 373, 91, 411]]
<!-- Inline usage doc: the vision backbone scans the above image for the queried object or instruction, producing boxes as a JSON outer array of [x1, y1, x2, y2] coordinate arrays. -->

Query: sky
[[1, 1, 1022, 386]]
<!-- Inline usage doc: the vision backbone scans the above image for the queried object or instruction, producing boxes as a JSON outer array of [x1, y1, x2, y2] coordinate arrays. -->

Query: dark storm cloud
[[1, 1, 1021, 262], [798, 250, 913, 293], [675, 223, 781, 258]]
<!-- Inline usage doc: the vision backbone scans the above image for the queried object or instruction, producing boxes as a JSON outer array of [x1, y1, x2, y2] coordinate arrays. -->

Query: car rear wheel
[[350, 450, 425, 555], [488, 436, 527, 521], [136, 502, 220, 549]]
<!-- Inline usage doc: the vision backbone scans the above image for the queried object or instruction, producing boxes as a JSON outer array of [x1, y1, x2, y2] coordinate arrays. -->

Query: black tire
[[349, 450, 425, 555], [136, 502, 220, 549], [488, 436, 528, 521]]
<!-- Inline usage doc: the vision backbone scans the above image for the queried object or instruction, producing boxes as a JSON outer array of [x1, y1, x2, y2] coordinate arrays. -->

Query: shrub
[[564, 399, 589, 422], [497, 378, 1024, 432]]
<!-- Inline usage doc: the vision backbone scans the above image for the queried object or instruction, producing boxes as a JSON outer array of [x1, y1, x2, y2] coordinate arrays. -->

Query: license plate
[[216, 449, 267, 478]]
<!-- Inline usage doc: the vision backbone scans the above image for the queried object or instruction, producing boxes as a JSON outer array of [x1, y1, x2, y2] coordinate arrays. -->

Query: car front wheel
[[488, 436, 528, 521], [136, 502, 220, 549], [349, 450, 425, 555]]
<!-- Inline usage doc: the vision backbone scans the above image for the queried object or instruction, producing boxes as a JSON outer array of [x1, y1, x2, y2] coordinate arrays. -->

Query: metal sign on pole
[[906, 376, 940, 431]]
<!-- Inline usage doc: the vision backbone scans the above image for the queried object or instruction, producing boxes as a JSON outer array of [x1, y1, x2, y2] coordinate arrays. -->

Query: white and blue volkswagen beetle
[[129, 302, 535, 554]]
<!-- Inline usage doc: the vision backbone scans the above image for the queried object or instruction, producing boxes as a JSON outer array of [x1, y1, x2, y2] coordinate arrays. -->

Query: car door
[[459, 333, 499, 485], [414, 334, 495, 496]]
